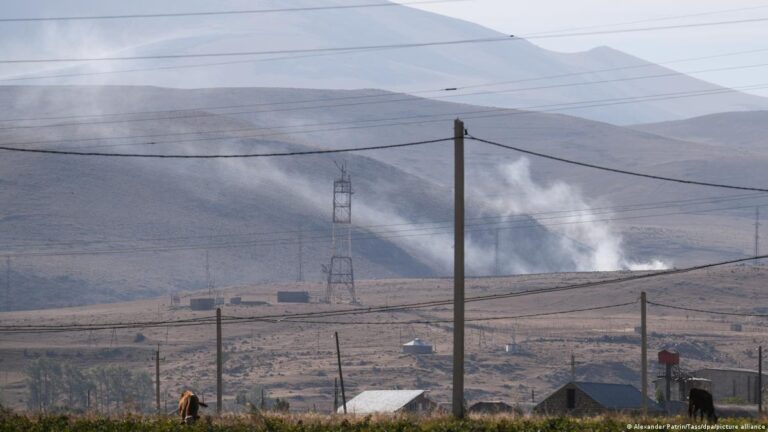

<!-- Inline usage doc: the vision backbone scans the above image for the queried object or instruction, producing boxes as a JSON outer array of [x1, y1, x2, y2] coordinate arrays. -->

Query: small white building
[[402, 338, 433, 354], [339, 390, 435, 414]]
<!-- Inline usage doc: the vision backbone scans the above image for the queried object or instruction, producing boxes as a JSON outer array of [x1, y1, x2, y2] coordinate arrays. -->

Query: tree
[[25, 357, 62, 411], [26, 360, 155, 414], [61, 363, 91, 411]]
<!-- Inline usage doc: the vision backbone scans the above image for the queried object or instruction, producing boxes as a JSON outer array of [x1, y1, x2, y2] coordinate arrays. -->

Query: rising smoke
[[344, 157, 668, 275], [235, 152, 670, 276]]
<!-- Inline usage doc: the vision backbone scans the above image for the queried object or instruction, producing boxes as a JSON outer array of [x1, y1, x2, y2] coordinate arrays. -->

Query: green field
[[2, 410, 767, 432]]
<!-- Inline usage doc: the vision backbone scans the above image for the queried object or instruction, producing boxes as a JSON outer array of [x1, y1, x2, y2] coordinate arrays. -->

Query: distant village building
[[339, 390, 435, 414], [469, 401, 515, 414], [277, 291, 310, 303], [534, 382, 661, 416], [237, 299, 269, 307], [691, 368, 768, 403], [402, 338, 433, 354], [189, 297, 215, 311], [225, 296, 268, 307]]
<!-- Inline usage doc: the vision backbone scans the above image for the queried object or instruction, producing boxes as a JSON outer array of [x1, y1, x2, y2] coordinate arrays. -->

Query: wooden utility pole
[[452, 118, 465, 418], [759, 345, 763, 414], [297, 225, 304, 282], [216, 308, 223, 414], [155, 345, 161, 415], [641, 292, 648, 414], [334, 331, 347, 414], [333, 378, 339, 413], [494, 229, 500, 276], [664, 362, 672, 414], [571, 353, 576, 382], [756, 207, 761, 257], [5, 257, 9, 312]]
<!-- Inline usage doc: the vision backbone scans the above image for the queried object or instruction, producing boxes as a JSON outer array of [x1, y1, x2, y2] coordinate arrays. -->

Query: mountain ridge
[[1, 0, 766, 124]]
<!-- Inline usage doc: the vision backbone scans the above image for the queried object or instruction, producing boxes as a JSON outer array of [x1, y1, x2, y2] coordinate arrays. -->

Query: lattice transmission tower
[[324, 162, 357, 303]]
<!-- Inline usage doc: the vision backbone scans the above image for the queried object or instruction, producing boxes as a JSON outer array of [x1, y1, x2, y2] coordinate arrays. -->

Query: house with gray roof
[[534, 382, 661, 416], [338, 390, 435, 414]]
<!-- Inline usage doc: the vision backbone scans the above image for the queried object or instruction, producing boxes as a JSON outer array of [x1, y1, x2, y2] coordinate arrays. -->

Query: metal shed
[[402, 338, 433, 354], [190, 297, 215, 311], [339, 390, 435, 414], [277, 291, 310, 303]]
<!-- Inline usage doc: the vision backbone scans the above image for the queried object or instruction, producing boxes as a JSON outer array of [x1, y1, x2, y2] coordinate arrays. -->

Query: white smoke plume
[[217, 155, 667, 276], [471, 158, 668, 273], [346, 157, 669, 275]]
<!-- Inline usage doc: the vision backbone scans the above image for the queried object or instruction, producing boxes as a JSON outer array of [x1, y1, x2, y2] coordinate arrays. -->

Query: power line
[[0, 1, 463, 22], [0, 137, 451, 158], [0, 301, 638, 332], [524, 4, 768, 36], [0, 36, 514, 64], [0, 45, 397, 84], [468, 136, 768, 193], [522, 16, 768, 40], [1, 16, 767, 64], [3, 254, 768, 333], [4, 60, 768, 133], [11, 81, 768, 152], [3, 40, 765, 87], [453, 84, 768, 126], [278, 301, 638, 325], [2, 190, 756, 250], [647, 300, 768, 318], [3, 197, 765, 259]]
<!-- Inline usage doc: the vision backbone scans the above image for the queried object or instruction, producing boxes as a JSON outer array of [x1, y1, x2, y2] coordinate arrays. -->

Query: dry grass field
[[1, 412, 767, 432], [1, 264, 767, 413]]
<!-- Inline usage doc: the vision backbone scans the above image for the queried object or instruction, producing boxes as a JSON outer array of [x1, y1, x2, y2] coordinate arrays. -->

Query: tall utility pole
[[205, 250, 216, 297], [155, 345, 161, 415], [5, 257, 10, 312], [452, 118, 466, 418], [333, 378, 339, 413], [759, 345, 763, 414], [334, 332, 347, 414], [756, 207, 761, 257], [216, 308, 222, 414], [640, 292, 648, 415], [571, 353, 576, 382], [494, 229, 500, 276], [297, 226, 304, 282]]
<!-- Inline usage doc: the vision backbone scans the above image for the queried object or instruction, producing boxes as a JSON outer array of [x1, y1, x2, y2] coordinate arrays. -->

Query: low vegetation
[[1, 410, 766, 432], [24, 358, 153, 413]]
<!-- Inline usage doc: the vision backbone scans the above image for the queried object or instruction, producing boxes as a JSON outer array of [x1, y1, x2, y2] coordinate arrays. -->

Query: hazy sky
[[396, 0, 768, 96]]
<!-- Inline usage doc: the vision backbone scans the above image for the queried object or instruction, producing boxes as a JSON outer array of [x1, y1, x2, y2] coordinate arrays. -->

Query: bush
[[0, 413, 763, 432]]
